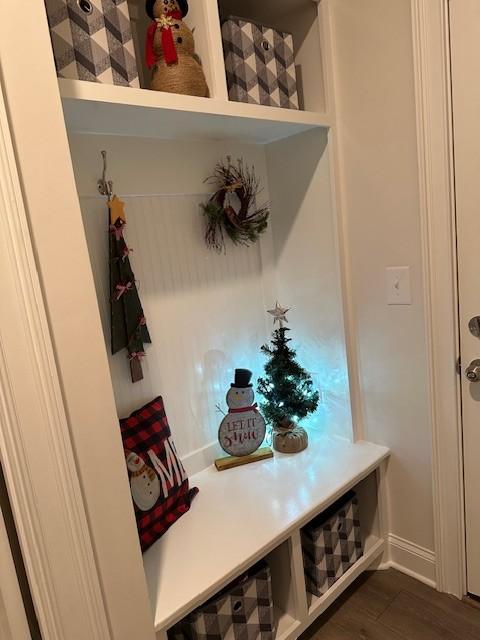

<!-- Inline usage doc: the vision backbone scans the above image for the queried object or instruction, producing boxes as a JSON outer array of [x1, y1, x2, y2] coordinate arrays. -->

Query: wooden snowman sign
[[216, 369, 272, 471]]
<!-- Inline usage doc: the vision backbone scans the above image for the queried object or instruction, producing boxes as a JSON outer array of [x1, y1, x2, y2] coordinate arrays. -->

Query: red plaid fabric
[[120, 397, 199, 552]]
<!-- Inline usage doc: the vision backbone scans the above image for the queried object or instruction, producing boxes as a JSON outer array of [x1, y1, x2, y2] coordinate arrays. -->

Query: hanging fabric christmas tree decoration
[[257, 303, 319, 454], [109, 195, 151, 383]]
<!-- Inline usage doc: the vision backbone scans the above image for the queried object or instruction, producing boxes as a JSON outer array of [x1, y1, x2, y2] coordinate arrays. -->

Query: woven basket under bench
[[301, 490, 364, 597], [168, 560, 276, 640]]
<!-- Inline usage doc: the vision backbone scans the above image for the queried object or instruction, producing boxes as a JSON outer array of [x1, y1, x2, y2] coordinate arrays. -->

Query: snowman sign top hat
[[231, 368, 253, 388]]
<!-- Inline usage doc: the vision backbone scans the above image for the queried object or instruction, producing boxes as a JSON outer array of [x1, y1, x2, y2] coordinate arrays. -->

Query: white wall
[[331, 0, 435, 558], [267, 130, 353, 440]]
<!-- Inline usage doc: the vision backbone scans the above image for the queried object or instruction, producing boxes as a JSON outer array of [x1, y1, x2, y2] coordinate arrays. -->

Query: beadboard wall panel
[[72, 135, 274, 462], [70, 133, 352, 467], [81, 192, 271, 457]]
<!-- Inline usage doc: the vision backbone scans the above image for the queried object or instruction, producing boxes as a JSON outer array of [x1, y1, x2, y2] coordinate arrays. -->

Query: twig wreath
[[201, 157, 270, 253]]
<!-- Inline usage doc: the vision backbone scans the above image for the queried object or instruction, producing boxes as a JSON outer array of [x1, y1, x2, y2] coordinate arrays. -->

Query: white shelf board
[[143, 435, 389, 633], [58, 79, 331, 144]]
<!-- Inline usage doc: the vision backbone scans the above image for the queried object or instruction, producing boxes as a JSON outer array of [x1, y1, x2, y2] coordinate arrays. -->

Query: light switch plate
[[386, 266, 412, 305]]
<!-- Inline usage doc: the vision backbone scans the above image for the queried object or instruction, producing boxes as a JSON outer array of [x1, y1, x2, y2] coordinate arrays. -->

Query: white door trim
[[0, 2, 156, 637], [0, 79, 112, 638], [411, 0, 466, 597]]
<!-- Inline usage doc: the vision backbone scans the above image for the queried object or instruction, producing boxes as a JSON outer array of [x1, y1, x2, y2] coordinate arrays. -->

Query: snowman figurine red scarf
[[145, 0, 188, 68]]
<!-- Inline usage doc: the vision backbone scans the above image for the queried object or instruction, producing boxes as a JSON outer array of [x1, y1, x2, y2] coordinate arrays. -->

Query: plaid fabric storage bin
[[169, 561, 276, 640], [301, 491, 363, 597], [221, 16, 299, 110], [44, 0, 139, 87]]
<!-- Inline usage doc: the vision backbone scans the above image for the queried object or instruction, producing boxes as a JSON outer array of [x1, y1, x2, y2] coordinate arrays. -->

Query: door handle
[[466, 359, 480, 382], [469, 316, 480, 338]]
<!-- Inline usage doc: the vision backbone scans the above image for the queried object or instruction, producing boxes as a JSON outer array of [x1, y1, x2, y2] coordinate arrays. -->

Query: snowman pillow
[[120, 397, 199, 552]]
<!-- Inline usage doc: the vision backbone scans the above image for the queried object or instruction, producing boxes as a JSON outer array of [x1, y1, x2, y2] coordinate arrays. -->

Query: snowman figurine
[[126, 451, 161, 512], [218, 369, 267, 457], [145, 0, 209, 97]]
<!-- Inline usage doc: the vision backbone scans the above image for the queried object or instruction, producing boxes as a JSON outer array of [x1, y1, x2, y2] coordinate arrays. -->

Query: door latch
[[466, 359, 480, 382]]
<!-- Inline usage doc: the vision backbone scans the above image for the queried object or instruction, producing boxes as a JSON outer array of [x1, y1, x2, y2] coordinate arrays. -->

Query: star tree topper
[[268, 302, 290, 328], [108, 195, 127, 225]]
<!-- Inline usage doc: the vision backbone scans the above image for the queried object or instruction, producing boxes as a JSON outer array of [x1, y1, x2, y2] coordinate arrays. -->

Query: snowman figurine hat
[[231, 368, 253, 388], [146, 0, 189, 19]]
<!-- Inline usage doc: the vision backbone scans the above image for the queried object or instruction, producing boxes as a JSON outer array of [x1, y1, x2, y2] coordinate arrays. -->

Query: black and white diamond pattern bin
[[44, 0, 139, 87], [301, 491, 364, 598], [221, 17, 299, 110], [169, 561, 276, 640]]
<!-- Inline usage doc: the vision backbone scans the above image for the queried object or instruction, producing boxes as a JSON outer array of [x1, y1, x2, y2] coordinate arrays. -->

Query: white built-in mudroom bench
[[144, 436, 389, 639]]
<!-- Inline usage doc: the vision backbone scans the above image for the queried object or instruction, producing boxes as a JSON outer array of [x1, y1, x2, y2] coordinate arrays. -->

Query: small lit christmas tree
[[257, 303, 319, 429]]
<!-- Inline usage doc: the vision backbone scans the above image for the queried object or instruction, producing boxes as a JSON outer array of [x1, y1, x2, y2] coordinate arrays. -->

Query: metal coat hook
[[98, 150, 114, 200]]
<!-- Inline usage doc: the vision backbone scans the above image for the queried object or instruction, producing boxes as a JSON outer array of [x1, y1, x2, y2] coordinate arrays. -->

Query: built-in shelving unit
[[52, 1, 391, 639], [216, 0, 328, 113], [0, 0, 395, 639], [143, 436, 389, 638]]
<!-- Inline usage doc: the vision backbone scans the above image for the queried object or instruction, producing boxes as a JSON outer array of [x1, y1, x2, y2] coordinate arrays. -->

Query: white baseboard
[[181, 440, 223, 476], [380, 533, 436, 588]]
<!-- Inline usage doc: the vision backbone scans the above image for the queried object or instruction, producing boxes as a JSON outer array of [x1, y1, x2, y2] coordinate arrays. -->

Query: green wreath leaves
[[201, 157, 270, 253]]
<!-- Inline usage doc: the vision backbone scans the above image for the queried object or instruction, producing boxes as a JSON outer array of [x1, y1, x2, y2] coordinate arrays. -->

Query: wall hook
[[98, 150, 114, 199]]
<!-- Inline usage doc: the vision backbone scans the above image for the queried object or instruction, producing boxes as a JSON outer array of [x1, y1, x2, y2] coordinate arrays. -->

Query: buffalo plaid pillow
[[120, 397, 199, 552]]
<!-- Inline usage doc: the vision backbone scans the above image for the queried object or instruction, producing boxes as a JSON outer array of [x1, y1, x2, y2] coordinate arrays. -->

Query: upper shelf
[[142, 435, 389, 633], [59, 79, 331, 144]]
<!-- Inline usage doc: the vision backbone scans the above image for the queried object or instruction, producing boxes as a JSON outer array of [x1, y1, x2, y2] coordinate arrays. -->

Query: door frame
[[410, 0, 466, 598], [0, 73, 113, 639], [0, 1, 156, 638]]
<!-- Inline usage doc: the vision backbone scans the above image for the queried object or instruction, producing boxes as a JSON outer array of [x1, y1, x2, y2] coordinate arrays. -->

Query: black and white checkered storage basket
[[301, 491, 363, 598], [44, 0, 139, 87], [221, 17, 299, 110], [168, 561, 276, 640]]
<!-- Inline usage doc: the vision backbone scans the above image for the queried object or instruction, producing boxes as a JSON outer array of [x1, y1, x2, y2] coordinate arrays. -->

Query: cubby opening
[[303, 470, 385, 614], [65, 123, 381, 640], [354, 470, 384, 556], [264, 539, 303, 638], [165, 538, 301, 640], [69, 126, 352, 472], [124, 0, 327, 113], [217, 0, 326, 112], [127, 0, 220, 97]]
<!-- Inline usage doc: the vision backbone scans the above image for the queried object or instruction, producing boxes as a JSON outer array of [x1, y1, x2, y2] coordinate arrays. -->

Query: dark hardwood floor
[[300, 569, 480, 640]]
